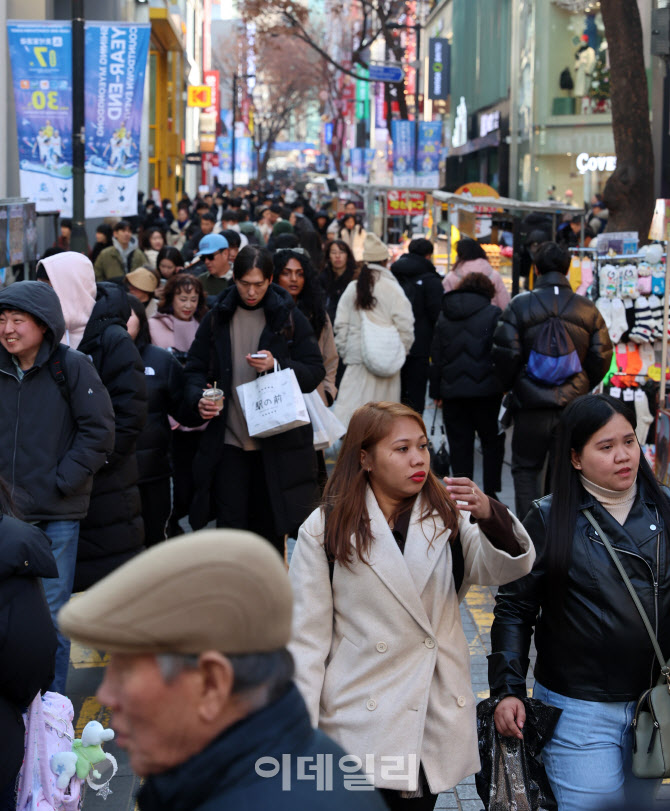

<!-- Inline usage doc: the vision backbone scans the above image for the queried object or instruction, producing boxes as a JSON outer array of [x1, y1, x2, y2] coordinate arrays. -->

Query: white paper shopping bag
[[237, 361, 310, 438]]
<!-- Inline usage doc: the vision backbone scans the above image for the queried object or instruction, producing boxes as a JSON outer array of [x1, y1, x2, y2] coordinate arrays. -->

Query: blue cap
[[198, 233, 229, 254]]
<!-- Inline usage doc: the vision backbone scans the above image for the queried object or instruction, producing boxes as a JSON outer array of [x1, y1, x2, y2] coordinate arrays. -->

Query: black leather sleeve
[[491, 301, 523, 392]]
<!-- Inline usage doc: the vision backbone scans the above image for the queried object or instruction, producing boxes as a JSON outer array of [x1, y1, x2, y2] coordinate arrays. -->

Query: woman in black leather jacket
[[489, 394, 670, 811]]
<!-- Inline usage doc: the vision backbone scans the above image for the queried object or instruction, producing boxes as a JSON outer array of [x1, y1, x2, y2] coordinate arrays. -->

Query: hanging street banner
[[416, 121, 442, 188], [84, 23, 150, 217], [7, 22, 73, 215], [391, 119, 415, 186], [350, 147, 366, 184], [428, 39, 450, 101]]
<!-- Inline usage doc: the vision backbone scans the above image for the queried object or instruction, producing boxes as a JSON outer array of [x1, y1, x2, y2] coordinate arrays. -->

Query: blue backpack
[[526, 293, 582, 386]]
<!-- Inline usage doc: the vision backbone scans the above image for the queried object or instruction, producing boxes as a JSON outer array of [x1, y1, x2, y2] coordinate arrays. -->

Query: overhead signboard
[[428, 38, 450, 101], [369, 63, 404, 83], [187, 85, 212, 108]]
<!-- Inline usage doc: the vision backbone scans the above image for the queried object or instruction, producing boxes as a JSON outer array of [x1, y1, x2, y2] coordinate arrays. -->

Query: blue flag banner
[[391, 120, 415, 185], [84, 23, 150, 217], [416, 121, 442, 188], [7, 22, 73, 215], [350, 147, 366, 184]]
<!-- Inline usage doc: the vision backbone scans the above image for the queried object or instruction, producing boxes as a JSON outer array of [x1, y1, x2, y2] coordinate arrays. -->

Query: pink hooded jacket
[[37, 252, 97, 349], [442, 257, 510, 310]]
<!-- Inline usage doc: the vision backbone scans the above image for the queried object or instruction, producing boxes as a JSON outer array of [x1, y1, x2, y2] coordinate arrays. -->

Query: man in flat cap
[[58, 529, 386, 811]]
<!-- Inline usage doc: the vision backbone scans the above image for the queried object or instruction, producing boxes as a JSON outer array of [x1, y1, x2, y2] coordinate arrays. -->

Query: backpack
[[559, 67, 574, 91], [526, 293, 582, 386]]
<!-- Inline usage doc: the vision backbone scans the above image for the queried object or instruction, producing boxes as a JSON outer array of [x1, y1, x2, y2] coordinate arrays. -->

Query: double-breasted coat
[[288, 488, 535, 794]]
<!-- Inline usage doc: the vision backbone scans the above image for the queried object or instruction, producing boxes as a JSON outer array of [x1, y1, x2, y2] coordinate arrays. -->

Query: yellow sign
[[187, 85, 212, 108]]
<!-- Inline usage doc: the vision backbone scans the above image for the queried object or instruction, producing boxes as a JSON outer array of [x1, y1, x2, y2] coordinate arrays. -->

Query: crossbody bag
[[582, 508, 670, 779]]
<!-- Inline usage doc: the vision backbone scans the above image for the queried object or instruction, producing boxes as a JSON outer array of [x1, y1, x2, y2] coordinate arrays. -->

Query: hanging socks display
[[647, 294, 664, 340], [634, 389, 653, 444], [577, 257, 594, 296], [609, 298, 628, 344], [595, 297, 612, 331], [629, 296, 654, 344], [639, 343, 656, 376]]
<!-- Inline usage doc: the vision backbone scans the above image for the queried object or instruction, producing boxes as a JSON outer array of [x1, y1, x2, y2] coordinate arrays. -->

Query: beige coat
[[289, 488, 535, 794], [332, 264, 414, 426], [317, 314, 339, 405]]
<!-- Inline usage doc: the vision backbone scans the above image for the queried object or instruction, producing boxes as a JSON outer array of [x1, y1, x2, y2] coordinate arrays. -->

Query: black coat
[[0, 282, 115, 521], [75, 283, 148, 591], [137, 684, 387, 811], [184, 284, 325, 533], [429, 290, 502, 401], [319, 267, 357, 325], [491, 271, 612, 410], [489, 482, 670, 702], [390, 253, 443, 359], [135, 343, 188, 484], [0, 515, 57, 788]]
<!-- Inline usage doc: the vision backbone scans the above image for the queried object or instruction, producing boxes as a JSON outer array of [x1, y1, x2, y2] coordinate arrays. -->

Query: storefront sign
[[7, 21, 73, 215], [451, 97, 468, 149], [387, 190, 426, 216], [83, 23, 151, 217], [428, 38, 450, 101], [576, 152, 617, 174], [479, 110, 500, 138]]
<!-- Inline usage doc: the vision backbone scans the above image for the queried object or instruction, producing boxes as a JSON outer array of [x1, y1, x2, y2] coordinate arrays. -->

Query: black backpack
[[49, 344, 71, 407]]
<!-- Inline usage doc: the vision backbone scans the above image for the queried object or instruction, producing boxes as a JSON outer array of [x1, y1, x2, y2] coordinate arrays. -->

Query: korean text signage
[[387, 190, 426, 217], [416, 121, 442, 188], [84, 23, 150, 217], [428, 38, 450, 101], [7, 22, 73, 215], [7, 21, 150, 218]]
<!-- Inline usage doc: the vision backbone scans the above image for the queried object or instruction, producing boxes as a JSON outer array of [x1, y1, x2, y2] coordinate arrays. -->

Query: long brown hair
[[323, 402, 459, 565]]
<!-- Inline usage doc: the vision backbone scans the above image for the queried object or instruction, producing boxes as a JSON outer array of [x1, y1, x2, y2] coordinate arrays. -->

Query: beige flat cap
[[58, 530, 293, 655]]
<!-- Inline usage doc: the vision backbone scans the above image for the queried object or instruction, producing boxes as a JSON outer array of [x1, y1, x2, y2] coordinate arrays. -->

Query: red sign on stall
[[387, 190, 426, 216]]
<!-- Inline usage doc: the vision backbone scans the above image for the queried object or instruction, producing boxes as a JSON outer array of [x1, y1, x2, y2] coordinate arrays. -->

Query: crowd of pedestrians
[[2, 181, 669, 811]]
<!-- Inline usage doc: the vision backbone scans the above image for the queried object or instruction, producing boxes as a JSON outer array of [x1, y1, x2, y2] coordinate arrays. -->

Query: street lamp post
[[387, 21, 422, 178], [71, 0, 87, 253], [231, 72, 255, 191]]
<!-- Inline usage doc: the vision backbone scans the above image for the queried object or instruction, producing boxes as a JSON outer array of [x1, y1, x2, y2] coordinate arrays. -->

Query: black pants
[[171, 431, 202, 522], [442, 396, 503, 497], [379, 767, 438, 811], [401, 357, 430, 416], [139, 478, 171, 546], [511, 407, 562, 520], [212, 444, 284, 555]]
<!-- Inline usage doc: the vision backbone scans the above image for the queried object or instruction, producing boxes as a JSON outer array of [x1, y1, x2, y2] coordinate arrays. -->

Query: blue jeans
[[533, 682, 661, 811], [38, 520, 80, 694]]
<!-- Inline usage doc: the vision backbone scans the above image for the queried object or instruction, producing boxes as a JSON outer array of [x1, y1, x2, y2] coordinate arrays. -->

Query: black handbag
[[559, 67, 574, 91], [428, 408, 451, 478]]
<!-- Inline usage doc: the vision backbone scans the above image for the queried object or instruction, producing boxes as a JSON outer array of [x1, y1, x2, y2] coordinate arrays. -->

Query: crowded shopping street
[[4, 1, 670, 810]]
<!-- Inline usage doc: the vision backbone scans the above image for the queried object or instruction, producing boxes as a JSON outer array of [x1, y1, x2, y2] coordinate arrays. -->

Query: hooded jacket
[[0, 514, 57, 789], [491, 271, 613, 411], [93, 235, 147, 282], [390, 252, 443, 358], [38, 251, 97, 349], [429, 290, 502, 401], [442, 258, 510, 310], [0, 282, 115, 520], [74, 282, 148, 590], [184, 283, 325, 533]]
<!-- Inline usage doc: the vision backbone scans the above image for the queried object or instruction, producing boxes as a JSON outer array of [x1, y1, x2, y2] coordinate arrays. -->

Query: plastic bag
[[476, 697, 562, 811]]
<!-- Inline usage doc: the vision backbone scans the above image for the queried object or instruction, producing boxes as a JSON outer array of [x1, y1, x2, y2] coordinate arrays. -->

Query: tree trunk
[[600, 0, 654, 240]]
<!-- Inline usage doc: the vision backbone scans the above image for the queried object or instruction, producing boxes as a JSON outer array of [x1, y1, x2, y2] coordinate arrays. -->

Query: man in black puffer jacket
[[391, 238, 443, 414], [184, 246, 325, 551], [492, 242, 612, 518]]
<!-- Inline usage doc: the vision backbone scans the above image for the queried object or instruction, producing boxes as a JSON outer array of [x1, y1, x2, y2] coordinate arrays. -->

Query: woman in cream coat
[[333, 234, 414, 427], [289, 401, 535, 809]]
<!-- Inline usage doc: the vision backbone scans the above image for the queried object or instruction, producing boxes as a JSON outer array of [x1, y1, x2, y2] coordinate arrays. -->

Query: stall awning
[[150, 7, 184, 52], [432, 190, 583, 216]]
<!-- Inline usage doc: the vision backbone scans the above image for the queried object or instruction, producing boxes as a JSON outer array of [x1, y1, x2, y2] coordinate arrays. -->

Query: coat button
[[650, 524, 657, 531], [376, 642, 388, 653], [366, 699, 377, 711], [424, 637, 435, 649], [457, 696, 467, 707], [24, 561, 29, 567]]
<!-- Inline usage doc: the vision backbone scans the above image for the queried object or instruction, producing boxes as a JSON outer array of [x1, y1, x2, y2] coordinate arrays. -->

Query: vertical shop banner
[[84, 23, 150, 218], [391, 120, 415, 185], [215, 135, 233, 186], [350, 148, 366, 184], [428, 39, 450, 101], [7, 22, 73, 215], [416, 121, 442, 188]]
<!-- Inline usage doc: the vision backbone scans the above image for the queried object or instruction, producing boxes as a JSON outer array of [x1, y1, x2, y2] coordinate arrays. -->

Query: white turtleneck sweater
[[580, 475, 637, 526]]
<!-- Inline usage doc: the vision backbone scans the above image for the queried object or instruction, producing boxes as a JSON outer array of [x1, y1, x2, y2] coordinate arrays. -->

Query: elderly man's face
[[97, 653, 206, 776]]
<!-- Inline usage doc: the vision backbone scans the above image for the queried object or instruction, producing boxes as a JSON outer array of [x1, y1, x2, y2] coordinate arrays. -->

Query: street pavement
[[68, 414, 670, 809]]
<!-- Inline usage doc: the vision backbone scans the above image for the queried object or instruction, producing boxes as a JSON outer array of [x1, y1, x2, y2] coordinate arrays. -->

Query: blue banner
[[350, 147, 366, 184], [416, 121, 442, 188], [391, 120, 415, 185], [84, 23, 150, 217], [7, 22, 73, 215]]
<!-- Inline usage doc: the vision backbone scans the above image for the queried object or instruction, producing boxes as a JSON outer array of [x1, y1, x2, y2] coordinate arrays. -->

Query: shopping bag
[[304, 390, 346, 450], [237, 360, 310, 438]]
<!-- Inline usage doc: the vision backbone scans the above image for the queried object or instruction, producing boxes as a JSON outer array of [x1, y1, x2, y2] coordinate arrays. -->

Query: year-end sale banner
[[84, 23, 150, 217], [7, 22, 74, 215]]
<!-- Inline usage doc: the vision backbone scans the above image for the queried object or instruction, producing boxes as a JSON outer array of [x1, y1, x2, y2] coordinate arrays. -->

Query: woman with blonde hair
[[289, 401, 535, 810]]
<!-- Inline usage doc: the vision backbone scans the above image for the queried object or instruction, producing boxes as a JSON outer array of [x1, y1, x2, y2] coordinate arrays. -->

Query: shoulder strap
[[582, 508, 668, 673], [49, 344, 71, 408]]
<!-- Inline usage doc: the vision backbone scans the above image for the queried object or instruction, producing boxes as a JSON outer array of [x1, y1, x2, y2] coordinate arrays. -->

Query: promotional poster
[[416, 121, 442, 188], [391, 119, 415, 186], [84, 23, 150, 217], [7, 22, 73, 215]]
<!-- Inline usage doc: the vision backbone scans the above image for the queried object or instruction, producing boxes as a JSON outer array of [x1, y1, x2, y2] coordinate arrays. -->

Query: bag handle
[[582, 508, 669, 678]]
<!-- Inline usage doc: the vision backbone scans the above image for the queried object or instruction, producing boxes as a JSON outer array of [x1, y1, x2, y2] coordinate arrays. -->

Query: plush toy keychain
[[50, 720, 118, 799]]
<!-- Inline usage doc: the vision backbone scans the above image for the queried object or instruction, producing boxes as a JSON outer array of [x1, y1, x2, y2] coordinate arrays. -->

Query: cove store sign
[[576, 152, 617, 175]]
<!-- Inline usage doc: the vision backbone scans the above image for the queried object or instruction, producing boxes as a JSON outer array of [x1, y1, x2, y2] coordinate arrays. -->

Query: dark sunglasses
[[201, 251, 221, 261]]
